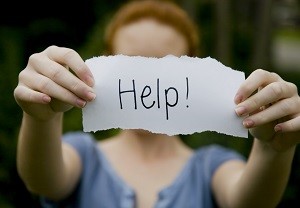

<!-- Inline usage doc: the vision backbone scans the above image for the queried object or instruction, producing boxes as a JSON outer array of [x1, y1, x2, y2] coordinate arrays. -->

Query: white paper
[[83, 55, 247, 138]]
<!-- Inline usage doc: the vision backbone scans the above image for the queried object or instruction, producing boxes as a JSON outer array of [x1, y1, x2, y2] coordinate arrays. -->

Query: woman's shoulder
[[191, 144, 245, 174], [62, 131, 99, 158], [194, 144, 244, 157], [63, 131, 95, 140]]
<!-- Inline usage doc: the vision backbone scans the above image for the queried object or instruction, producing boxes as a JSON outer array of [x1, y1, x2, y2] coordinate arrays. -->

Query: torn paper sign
[[83, 55, 247, 138]]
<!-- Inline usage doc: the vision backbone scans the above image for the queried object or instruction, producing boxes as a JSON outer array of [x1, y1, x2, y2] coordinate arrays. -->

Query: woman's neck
[[116, 129, 192, 161]]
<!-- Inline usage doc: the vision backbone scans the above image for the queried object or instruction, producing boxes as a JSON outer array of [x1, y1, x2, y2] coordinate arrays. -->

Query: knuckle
[[71, 81, 81, 92], [13, 86, 21, 99], [61, 48, 76, 61], [46, 45, 59, 52], [38, 77, 51, 92], [254, 69, 268, 77], [76, 64, 88, 74], [253, 69, 281, 81], [269, 72, 280, 80], [288, 82, 298, 94], [280, 99, 293, 114], [28, 52, 41, 65], [49, 67, 62, 80], [18, 70, 27, 81], [254, 69, 264, 74], [241, 84, 252, 93], [249, 96, 260, 110], [269, 83, 283, 98]]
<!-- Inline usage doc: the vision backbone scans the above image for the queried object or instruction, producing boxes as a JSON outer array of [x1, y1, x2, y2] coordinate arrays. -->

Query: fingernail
[[235, 106, 246, 116], [76, 99, 86, 108], [274, 125, 282, 132], [234, 94, 243, 104], [87, 92, 96, 101], [42, 95, 51, 103], [243, 119, 254, 128]]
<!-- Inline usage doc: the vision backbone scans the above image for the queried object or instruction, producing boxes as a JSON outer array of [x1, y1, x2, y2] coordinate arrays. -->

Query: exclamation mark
[[186, 77, 189, 108]]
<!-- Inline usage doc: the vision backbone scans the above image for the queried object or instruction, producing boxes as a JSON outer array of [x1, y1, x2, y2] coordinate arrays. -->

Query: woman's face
[[113, 18, 188, 136], [113, 18, 188, 57]]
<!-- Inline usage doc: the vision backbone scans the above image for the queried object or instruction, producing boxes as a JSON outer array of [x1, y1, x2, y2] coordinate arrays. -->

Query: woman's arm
[[14, 46, 95, 200], [213, 140, 295, 208], [17, 113, 82, 200], [213, 69, 300, 208]]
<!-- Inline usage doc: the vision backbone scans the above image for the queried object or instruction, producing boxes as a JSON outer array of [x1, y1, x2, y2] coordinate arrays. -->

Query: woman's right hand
[[14, 45, 96, 121]]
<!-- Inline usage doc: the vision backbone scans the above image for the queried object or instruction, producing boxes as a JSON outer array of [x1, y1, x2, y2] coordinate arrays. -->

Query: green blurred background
[[0, 0, 299, 207]]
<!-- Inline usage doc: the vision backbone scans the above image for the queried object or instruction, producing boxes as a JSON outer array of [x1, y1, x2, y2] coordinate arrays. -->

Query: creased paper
[[82, 55, 247, 138]]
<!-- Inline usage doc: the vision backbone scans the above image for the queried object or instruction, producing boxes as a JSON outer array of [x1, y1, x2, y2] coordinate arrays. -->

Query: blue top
[[40, 131, 245, 208]]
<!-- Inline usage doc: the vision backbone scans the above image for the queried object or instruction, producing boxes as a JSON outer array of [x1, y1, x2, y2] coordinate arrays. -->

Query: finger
[[242, 97, 300, 128], [28, 56, 95, 102], [23, 71, 87, 108], [14, 85, 51, 104], [42, 45, 94, 87], [275, 114, 300, 132], [235, 81, 297, 116], [49, 98, 73, 112], [234, 69, 282, 104]]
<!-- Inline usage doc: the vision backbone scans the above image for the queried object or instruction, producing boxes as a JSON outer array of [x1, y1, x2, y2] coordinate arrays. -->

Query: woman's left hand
[[234, 69, 300, 151]]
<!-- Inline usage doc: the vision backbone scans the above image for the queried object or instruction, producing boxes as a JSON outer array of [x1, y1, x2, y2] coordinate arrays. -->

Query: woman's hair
[[104, 0, 200, 56]]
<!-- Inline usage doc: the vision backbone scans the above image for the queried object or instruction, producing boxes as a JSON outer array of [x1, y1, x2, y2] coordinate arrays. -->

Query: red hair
[[104, 0, 200, 56]]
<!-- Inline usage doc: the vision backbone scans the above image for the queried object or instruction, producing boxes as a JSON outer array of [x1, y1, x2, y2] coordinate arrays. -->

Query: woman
[[14, 0, 300, 207]]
